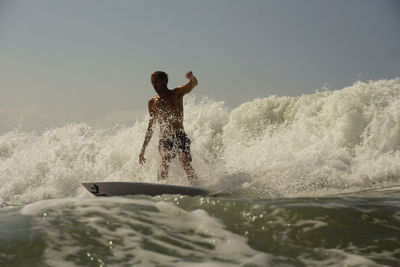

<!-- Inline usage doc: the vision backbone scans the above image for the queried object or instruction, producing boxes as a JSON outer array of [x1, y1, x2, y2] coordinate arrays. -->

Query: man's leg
[[179, 152, 198, 183], [158, 149, 171, 181]]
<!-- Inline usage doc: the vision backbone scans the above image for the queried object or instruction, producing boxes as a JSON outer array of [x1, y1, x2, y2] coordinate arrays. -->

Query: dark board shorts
[[159, 131, 192, 161]]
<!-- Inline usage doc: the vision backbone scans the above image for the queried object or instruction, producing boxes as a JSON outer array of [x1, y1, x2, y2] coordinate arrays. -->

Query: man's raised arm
[[176, 71, 198, 96]]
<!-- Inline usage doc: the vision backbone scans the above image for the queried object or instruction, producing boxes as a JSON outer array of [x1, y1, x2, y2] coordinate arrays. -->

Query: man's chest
[[153, 96, 182, 112]]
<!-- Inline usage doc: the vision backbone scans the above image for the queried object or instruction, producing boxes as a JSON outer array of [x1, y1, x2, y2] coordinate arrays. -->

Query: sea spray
[[222, 78, 400, 197], [1, 78, 400, 203]]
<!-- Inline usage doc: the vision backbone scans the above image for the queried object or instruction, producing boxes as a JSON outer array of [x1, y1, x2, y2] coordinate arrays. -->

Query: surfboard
[[82, 182, 209, 197]]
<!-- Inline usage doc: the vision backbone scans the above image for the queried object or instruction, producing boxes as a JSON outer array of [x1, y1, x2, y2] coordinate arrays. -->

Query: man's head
[[151, 71, 168, 93]]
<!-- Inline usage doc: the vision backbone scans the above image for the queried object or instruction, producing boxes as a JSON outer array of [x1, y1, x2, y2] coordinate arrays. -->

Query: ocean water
[[1, 78, 400, 266]]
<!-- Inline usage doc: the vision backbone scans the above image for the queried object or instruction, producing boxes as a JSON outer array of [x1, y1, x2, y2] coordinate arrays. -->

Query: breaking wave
[[1, 78, 400, 203]]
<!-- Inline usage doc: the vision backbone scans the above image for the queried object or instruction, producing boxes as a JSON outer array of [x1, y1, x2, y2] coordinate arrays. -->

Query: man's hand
[[185, 71, 194, 80], [139, 150, 147, 165], [184, 70, 198, 87], [176, 71, 198, 96]]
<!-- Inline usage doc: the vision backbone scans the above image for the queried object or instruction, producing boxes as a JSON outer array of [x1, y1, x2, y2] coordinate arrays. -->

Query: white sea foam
[[1, 78, 400, 203], [299, 248, 378, 266], [21, 198, 271, 266]]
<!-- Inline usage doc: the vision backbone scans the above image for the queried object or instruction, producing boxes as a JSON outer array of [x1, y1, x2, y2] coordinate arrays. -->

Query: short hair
[[151, 71, 168, 83]]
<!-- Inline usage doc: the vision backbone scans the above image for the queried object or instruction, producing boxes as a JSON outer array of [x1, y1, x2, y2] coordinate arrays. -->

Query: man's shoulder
[[149, 96, 158, 103], [148, 97, 157, 110], [171, 87, 185, 97]]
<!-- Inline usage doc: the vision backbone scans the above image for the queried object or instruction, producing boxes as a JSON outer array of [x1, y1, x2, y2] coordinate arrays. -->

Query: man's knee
[[160, 149, 172, 162], [179, 152, 192, 164]]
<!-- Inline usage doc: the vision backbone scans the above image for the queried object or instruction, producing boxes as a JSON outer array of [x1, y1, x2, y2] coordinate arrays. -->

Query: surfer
[[139, 71, 199, 183]]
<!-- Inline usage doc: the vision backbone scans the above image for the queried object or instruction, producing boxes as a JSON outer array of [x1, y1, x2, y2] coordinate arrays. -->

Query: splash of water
[[1, 78, 400, 203]]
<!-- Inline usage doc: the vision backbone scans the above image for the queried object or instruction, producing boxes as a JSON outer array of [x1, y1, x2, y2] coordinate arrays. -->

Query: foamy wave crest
[[1, 78, 400, 203], [222, 78, 400, 197]]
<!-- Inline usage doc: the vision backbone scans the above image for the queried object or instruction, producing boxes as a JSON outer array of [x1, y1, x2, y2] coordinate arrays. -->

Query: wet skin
[[139, 71, 198, 183]]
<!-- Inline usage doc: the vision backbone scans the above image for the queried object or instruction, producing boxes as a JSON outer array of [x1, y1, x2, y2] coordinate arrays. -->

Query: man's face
[[151, 75, 167, 93]]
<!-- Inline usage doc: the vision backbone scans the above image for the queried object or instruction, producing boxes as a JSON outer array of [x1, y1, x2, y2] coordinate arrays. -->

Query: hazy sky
[[1, 0, 399, 120]]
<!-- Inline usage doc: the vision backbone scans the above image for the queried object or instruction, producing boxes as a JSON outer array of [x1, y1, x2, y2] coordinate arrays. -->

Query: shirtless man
[[139, 71, 198, 183]]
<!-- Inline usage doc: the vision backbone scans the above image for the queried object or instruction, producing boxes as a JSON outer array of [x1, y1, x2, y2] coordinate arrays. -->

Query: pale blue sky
[[1, 0, 399, 120]]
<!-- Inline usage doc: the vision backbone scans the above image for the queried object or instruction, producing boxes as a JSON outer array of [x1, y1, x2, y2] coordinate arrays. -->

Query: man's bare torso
[[139, 71, 198, 181], [149, 89, 185, 138]]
